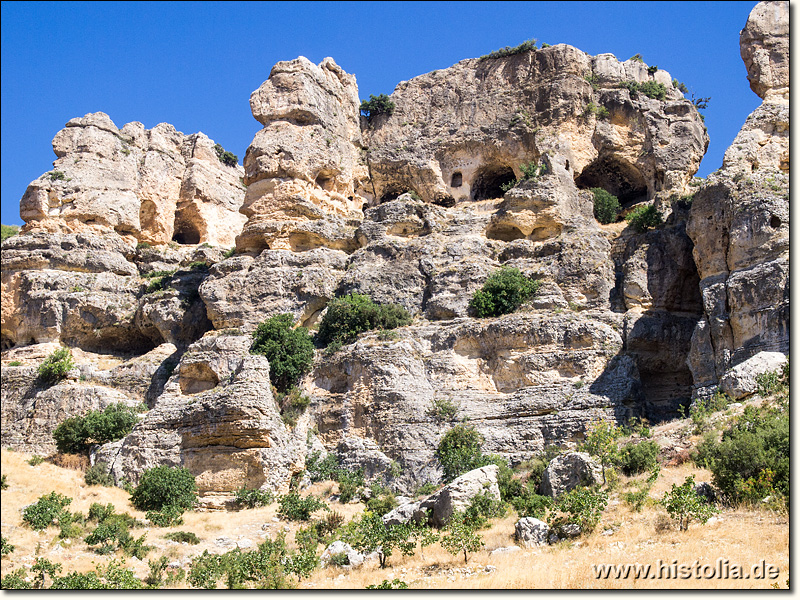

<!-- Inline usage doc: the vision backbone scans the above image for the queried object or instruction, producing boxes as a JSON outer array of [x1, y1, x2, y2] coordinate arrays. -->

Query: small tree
[[251, 314, 315, 394], [469, 267, 540, 318], [340, 511, 415, 569], [130, 466, 197, 513], [440, 511, 484, 564], [550, 487, 608, 534], [580, 419, 622, 485], [277, 492, 329, 522], [591, 188, 621, 224], [360, 94, 395, 122], [434, 424, 488, 483], [315, 293, 411, 347], [53, 403, 140, 455], [37, 347, 75, 385], [660, 475, 718, 531]]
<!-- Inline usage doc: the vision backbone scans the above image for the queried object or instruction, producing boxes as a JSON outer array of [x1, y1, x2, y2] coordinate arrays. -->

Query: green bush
[[618, 440, 660, 476], [1, 535, 14, 556], [366, 578, 409, 589], [365, 490, 398, 516], [235, 487, 274, 509], [620, 80, 667, 101], [22, 491, 72, 530], [463, 491, 506, 529], [337, 469, 365, 503], [622, 466, 660, 512], [250, 314, 315, 394], [427, 397, 459, 422], [131, 466, 197, 513], [315, 293, 412, 347], [592, 188, 621, 224], [625, 204, 662, 232], [550, 487, 608, 534], [660, 475, 718, 531], [469, 267, 540, 318], [0, 474, 7, 490], [53, 403, 140, 455], [164, 531, 200, 545], [434, 424, 491, 483], [37, 347, 75, 385], [1, 224, 19, 243], [305, 451, 340, 483], [510, 489, 553, 519], [629, 53, 644, 63], [340, 511, 418, 569], [213, 143, 238, 167], [85, 462, 115, 487], [360, 94, 395, 122], [145, 505, 185, 527], [683, 391, 729, 433], [278, 388, 311, 428], [277, 492, 329, 521], [28, 455, 45, 466], [702, 402, 788, 504], [187, 536, 295, 589], [481, 38, 537, 60]]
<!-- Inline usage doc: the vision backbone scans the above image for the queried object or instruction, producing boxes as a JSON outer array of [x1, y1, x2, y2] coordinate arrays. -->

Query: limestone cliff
[[0, 2, 788, 496], [686, 0, 789, 394]]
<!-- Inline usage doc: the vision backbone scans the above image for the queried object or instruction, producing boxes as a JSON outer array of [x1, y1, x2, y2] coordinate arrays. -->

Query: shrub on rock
[[469, 267, 540, 318], [251, 314, 315, 393], [130, 466, 197, 514]]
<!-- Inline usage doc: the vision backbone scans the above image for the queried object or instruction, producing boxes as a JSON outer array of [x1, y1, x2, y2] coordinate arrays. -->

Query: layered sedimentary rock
[[1, 3, 787, 497], [237, 57, 368, 252], [686, 0, 789, 393], [96, 332, 305, 495], [20, 112, 246, 247]]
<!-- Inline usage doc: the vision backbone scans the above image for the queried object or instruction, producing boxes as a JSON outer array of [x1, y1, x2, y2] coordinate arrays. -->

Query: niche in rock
[[172, 213, 201, 245], [379, 186, 405, 203], [575, 156, 648, 205], [315, 171, 336, 192], [450, 172, 463, 187], [470, 165, 517, 201], [180, 362, 220, 395]]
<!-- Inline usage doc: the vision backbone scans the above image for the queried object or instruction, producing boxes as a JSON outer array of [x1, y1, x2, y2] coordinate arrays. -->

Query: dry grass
[[1, 449, 788, 589]]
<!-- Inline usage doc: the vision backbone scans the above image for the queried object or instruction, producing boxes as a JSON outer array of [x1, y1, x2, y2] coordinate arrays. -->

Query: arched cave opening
[[470, 166, 517, 201], [450, 172, 463, 188], [172, 218, 201, 245], [575, 156, 648, 205]]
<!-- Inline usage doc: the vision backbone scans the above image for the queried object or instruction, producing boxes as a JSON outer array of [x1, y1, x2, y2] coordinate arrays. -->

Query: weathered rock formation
[[0, 2, 788, 497], [96, 332, 305, 496], [686, 0, 789, 394], [20, 112, 246, 247]]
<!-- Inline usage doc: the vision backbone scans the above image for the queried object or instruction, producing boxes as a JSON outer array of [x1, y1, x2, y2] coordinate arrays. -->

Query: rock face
[[686, 1, 789, 395], [0, 8, 788, 498], [20, 112, 246, 247], [96, 333, 305, 495], [539, 452, 603, 498]]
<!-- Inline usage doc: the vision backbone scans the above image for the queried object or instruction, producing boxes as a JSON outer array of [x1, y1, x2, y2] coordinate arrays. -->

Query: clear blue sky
[[1, 1, 761, 227]]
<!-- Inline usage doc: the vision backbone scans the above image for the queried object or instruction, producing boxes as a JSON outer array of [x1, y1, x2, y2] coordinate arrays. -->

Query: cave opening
[[172, 216, 201, 245], [470, 165, 517, 201], [575, 156, 648, 205], [450, 172, 463, 187]]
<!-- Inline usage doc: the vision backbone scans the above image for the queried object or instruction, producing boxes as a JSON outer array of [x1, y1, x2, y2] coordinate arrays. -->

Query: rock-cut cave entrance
[[172, 214, 201, 245], [470, 165, 517, 201], [575, 156, 648, 205]]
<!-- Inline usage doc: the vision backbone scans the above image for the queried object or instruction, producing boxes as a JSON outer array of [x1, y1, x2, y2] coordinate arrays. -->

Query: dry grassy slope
[[0, 408, 789, 590]]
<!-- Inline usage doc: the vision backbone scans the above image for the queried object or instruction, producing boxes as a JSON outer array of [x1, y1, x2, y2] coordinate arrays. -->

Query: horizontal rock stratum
[[0, 1, 788, 496]]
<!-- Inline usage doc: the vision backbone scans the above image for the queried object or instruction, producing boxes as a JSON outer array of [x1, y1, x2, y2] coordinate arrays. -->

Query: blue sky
[[1, 1, 761, 227]]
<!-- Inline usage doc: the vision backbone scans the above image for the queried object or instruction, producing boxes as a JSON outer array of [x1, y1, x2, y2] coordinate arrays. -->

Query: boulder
[[320, 540, 365, 567], [515, 517, 550, 548], [539, 452, 602, 498], [718, 352, 787, 400], [419, 464, 500, 528]]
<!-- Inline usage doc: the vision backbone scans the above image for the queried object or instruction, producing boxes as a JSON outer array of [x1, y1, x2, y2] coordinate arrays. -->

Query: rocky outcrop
[[718, 351, 787, 400], [97, 333, 305, 495], [1, 232, 213, 352], [539, 452, 602, 498], [686, 1, 789, 394], [237, 57, 368, 253], [364, 45, 705, 208], [19, 112, 246, 247], [309, 314, 639, 491]]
